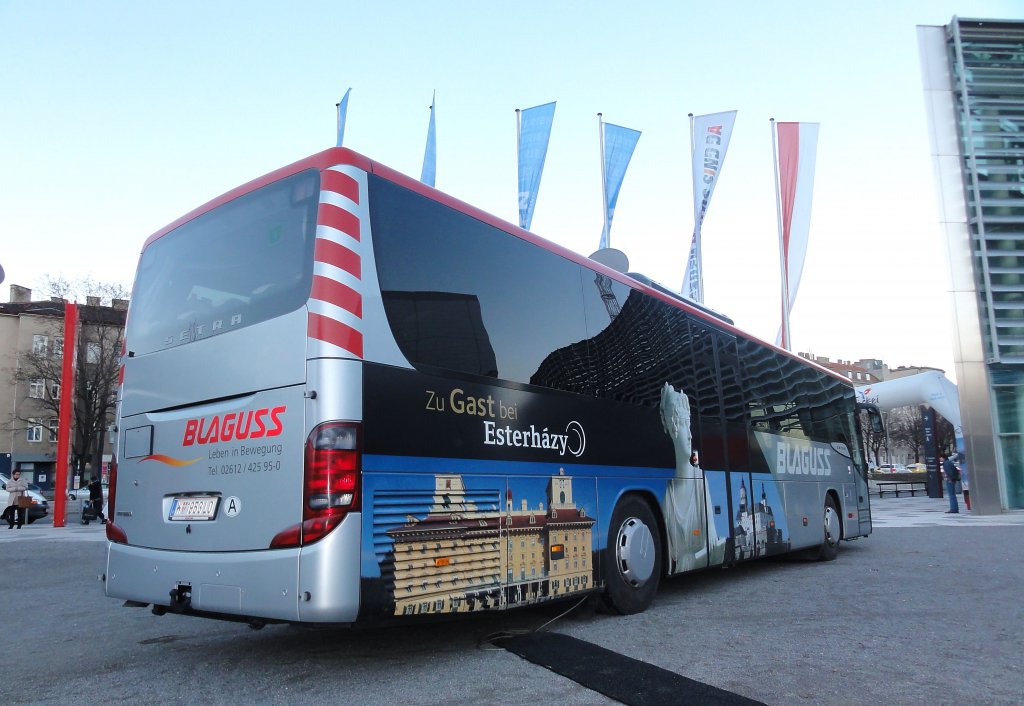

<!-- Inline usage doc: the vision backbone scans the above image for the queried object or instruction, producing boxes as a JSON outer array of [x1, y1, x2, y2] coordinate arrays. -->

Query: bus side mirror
[[857, 403, 884, 434]]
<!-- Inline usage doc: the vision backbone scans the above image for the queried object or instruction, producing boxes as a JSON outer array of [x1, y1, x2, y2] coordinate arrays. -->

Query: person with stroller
[[86, 475, 107, 524]]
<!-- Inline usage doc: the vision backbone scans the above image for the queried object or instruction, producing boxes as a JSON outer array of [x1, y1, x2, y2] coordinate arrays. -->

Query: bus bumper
[[105, 513, 362, 624]]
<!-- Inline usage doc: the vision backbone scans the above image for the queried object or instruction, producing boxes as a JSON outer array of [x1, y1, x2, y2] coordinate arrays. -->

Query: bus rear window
[[127, 170, 319, 355]]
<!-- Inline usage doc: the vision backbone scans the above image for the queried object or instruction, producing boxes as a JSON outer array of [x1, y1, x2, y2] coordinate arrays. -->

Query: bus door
[[711, 331, 753, 565]]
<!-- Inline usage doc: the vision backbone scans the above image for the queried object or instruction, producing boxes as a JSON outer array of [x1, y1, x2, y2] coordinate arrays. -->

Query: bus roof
[[139, 146, 852, 386]]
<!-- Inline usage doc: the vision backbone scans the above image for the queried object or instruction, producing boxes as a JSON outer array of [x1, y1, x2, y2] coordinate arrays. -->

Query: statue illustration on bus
[[660, 383, 727, 572]]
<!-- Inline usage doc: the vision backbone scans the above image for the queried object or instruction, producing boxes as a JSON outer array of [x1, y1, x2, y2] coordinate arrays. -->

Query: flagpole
[[771, 117, 792, 350], [598, 113, 610, 250], [688, 112, 704, 302]]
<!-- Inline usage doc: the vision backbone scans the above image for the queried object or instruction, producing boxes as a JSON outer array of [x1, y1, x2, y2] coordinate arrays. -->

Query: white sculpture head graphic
[[660, 382, 692, 465]]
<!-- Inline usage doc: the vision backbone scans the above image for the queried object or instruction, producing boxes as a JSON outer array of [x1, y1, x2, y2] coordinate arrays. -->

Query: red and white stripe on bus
[[306, 165, 366, 359]]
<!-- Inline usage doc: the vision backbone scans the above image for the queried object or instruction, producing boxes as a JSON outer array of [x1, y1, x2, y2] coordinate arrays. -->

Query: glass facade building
[[919, 18, 1024, 512]]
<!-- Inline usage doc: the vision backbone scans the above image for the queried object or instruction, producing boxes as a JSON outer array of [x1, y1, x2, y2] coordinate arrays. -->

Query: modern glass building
[[919, 18, 1024, 513]]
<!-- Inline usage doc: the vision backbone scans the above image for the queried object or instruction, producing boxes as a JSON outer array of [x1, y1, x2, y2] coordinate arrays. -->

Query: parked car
[[68, 482, 108, 502], [0, 474, 50, 524], [906, 463, 928, 473], [877, 464, 899, 473]]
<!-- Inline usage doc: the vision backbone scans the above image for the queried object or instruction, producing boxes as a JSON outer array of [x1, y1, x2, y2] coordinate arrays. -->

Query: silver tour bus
[[105, 148, 874, 627]]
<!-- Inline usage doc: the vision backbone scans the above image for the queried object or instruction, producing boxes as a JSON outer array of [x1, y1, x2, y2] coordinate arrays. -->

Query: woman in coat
[[5, 469, 29, 529]]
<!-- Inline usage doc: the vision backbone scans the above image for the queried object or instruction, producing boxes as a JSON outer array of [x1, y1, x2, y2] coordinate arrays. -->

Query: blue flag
[[421, 91, 437, 187], [336, 88, 351, 147], [517, 101, 556, 230], [600, 121, 641, 250]]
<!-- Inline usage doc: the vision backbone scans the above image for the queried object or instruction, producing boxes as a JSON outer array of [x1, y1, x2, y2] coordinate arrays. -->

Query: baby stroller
[[81, 498, 102, 525]]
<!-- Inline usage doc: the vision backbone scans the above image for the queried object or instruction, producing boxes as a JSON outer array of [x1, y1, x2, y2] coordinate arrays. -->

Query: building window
[[27, 419, 42, 443], [29, 379, 45, 398], [52, 339, 63, 358], [32, 335, 49, 355], [48, 418, 59, 443], [86, 342, 101, 364], [49, 383, 60, 399]]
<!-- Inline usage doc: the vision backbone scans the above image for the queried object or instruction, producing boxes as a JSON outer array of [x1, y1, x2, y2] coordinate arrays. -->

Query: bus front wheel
[[601, 496, 662, 615], [816, 494, 841, 561]]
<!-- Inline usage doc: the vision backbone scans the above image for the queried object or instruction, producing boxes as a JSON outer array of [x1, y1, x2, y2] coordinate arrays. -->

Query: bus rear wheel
[[816, 494, 841, 561], [601, 496, 662, 615]]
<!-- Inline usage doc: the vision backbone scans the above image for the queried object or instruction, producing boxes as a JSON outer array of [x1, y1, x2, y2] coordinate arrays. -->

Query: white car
[[69, 482, 109, 502], [0, 474, 50, 524]]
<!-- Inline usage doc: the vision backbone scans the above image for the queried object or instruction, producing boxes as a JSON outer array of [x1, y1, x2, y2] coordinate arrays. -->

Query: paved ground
[[3, 494, 1022, 705], [868, 493, 1024, 528], [6, 490, 1022, 545]]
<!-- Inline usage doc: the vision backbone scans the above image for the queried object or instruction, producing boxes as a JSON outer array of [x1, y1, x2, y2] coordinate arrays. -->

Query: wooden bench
[[874, 480, 928, 498]]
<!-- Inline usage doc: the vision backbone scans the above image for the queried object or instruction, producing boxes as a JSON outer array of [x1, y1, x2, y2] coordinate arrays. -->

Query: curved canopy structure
[[855, 371, 963, 455]]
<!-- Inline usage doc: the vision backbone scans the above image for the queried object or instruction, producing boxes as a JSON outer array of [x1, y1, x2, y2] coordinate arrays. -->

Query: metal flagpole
[[688, 112, 704, 302], [771, 117, 792, 350], [598, 113, 610, 250]]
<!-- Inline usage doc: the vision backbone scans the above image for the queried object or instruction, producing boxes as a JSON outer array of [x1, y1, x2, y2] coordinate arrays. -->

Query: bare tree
[[935, 415, 957, 457], [38, 274, 130, 306], [8, 290, 125, 481], [888, 407, 926, 463]]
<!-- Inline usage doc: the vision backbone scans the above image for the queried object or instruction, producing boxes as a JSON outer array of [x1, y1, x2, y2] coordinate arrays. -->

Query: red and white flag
[[774, 121, 818, 349]]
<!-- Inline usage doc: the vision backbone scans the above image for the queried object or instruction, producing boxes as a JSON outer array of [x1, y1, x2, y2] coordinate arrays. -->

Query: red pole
[[53, 302, 78, 527]]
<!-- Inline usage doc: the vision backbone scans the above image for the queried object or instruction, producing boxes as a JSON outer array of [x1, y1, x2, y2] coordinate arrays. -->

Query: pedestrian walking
[[86, 476, 107, 524], [940, 455, 960, 514]]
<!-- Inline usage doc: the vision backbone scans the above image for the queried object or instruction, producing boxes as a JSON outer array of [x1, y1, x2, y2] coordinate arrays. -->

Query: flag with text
[[683, 110, 737, 301]]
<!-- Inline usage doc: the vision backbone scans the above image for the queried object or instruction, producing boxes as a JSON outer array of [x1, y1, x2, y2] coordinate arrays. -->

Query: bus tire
[[601, 495, 662, 615], [816, 494, 841, 562]]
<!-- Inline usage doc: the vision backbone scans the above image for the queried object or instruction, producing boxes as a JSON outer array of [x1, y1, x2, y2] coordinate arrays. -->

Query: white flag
[[682, 111, 736, 302]]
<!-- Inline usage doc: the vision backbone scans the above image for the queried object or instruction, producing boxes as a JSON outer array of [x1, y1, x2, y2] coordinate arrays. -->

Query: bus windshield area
[[126, 170, 319, 355]]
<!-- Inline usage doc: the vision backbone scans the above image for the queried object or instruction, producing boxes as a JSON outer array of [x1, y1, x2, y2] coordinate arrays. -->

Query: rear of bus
[[106, 150, 380, 625]]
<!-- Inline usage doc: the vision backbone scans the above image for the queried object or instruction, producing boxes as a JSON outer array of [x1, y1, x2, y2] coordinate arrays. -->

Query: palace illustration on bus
[[102, 147, 876, 627]]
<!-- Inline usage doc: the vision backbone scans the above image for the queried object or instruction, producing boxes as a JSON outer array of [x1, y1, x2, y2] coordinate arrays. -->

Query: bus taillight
[[270, 422, 361, 549], [105, 458, 127, 544]]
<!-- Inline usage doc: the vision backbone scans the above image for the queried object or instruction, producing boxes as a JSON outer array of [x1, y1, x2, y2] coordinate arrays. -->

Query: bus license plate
[[169, 496, 218, 521]]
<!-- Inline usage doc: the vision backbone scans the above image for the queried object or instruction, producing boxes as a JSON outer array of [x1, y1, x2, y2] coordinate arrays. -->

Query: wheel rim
[[824, 504, 840, 547], [615, 516, 656, 587]]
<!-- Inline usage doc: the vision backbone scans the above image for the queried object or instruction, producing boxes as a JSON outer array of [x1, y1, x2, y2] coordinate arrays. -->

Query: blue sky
[[3, 1, 1023, 379]]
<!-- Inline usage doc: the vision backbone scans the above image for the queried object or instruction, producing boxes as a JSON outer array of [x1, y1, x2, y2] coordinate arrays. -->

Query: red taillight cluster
[[270, 422, 361, 549], [105, 458, 127, 544]]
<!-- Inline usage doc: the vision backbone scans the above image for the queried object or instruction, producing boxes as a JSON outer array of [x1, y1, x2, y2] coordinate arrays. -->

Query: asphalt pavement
[[2, 493, 1022, 705]]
